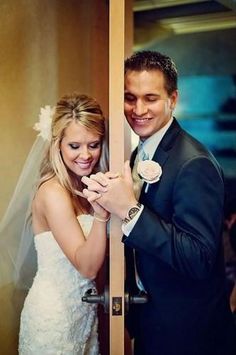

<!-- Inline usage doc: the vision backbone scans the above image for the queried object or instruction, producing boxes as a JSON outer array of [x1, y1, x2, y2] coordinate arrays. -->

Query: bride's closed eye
[[89, 141, 101, 149], [69, 143, 80, 149], [68, 141, 101, 150]]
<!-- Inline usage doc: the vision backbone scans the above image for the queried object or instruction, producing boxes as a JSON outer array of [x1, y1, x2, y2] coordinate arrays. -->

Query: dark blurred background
[[133, 0, 236, 206]]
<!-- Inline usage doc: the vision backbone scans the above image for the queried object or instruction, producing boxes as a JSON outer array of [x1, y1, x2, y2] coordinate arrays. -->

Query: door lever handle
[[82, 285, 109, 313], [125, 290, 148, 314], [82, 286, 148, 315]]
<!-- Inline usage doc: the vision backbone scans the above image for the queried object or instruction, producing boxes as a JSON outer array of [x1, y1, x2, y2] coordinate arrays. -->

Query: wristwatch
[[123, 202, 142, 225]]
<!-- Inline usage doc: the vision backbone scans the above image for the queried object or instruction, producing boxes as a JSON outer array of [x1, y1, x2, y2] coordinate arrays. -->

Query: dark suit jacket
[[123, 119, 236, 355]]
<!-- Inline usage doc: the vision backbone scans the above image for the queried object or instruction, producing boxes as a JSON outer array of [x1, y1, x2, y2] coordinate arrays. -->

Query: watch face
[[128, 203, 141, 220], [128, 206, 140, 219], [123, 203, 141, 224]]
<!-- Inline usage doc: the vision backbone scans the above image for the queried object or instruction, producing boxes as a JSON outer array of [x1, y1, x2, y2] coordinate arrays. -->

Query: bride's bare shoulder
[[34, 178, 70, 207], [32, 179, 73, 233]]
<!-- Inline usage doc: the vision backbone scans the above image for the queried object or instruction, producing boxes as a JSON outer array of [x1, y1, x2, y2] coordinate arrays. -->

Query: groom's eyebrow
[[146, 93, 160, 98]]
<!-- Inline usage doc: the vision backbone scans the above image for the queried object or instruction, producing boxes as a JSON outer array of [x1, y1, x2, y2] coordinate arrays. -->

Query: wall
[[0, 0, 109, 218]]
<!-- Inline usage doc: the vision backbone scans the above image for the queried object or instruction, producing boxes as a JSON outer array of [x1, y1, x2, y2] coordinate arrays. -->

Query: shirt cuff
[[121, 204, 144, 236]]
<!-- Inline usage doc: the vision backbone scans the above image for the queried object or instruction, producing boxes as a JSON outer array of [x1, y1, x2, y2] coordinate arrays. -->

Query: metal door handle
[[82, 285, 148, 315], [82, 285, 109, 313], [125, 290, 148, 314]]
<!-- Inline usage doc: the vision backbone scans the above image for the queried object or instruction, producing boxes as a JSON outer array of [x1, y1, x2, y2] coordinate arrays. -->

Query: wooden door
[[109, 1, 134, 354], [109, 0, 125, 353]]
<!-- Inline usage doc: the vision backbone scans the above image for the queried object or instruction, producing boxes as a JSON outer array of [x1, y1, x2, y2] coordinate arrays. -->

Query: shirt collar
[[138, 117, 173, 160]]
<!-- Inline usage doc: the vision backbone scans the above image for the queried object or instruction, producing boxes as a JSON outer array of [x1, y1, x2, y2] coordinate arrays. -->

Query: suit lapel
[[139, 118, 181, 197]]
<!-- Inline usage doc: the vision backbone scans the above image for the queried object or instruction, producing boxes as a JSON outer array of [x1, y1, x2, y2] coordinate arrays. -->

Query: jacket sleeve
[[123, 156, 225, 280]]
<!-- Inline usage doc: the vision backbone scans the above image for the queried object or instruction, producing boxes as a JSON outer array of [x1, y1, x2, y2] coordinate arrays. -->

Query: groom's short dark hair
[[124, 50, 178, 95]]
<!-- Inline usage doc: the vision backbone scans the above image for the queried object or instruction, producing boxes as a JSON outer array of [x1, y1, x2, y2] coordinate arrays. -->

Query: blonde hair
[[38, 93, 108, 200]]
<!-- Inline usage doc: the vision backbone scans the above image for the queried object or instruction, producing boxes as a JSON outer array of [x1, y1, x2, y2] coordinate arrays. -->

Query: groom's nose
[[133, 99, 148, 116]]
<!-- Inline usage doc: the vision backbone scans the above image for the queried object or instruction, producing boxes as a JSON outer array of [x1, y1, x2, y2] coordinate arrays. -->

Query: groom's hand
[[83, 161, 138, 219], [82, 171, 120, 206]]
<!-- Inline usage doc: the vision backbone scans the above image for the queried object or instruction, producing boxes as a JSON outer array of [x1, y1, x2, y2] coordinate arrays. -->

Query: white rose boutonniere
[[137, 160, 162, 184]]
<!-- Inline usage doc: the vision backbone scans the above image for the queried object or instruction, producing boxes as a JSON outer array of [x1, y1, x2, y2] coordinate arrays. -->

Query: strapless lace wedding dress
[[19, 215, 99, 355]]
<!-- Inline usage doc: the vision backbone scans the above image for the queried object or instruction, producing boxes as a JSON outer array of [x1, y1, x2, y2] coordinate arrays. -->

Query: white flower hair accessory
[[137, 160, 162, 184], [33, 105, 55, 141]]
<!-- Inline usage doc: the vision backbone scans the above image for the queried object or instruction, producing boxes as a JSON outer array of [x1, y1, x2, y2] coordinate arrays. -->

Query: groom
[[82, 51, 236, 354]]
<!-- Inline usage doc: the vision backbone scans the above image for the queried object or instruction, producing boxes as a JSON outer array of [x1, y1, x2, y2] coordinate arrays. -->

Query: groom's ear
[[170, 90, 178, 110]]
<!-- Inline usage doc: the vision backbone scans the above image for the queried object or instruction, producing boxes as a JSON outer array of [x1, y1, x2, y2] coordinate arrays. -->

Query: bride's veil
[[0, 105, 53, 291], [0, 106, 53, 354], [0, 135, 49, 290]]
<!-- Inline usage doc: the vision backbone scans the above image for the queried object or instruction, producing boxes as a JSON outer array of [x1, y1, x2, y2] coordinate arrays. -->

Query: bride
[[1, 93, 110, 354]]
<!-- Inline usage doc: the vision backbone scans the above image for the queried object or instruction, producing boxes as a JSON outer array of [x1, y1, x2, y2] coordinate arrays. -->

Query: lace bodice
[[19, 214, 99, 355], [34, 214, 94, 287]]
